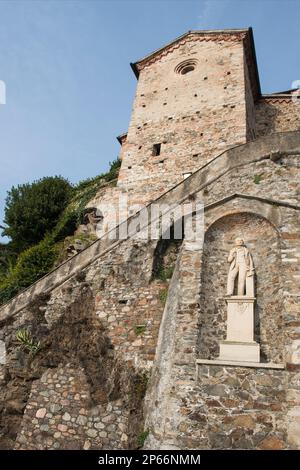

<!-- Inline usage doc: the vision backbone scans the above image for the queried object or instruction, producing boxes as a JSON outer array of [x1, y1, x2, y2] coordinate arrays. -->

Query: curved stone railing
[[1, 131, 300, 323]]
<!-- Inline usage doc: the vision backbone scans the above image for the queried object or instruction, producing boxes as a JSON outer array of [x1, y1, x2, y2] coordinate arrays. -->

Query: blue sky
[[0, 0, 299, 240]]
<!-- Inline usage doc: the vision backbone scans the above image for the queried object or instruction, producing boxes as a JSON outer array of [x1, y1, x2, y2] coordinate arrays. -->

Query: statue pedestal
[[218, 296, 260, 363]]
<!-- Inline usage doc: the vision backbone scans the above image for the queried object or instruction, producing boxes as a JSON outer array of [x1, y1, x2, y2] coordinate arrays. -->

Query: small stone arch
[[205, 206, 281, 235], [198, 211, 284, 363]]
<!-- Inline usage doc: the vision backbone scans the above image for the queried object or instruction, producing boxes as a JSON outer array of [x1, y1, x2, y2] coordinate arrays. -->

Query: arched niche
[[198, 211, 283, 362]]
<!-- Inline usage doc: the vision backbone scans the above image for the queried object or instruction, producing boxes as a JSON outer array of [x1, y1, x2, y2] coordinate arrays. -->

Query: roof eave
[[116, 132, 127, 145], [129, 28, 261, 101], [130, 62, 139, 79], [248, 27, 261, 99], [262, 88, 297, 97], [131, 28, 251, 79]]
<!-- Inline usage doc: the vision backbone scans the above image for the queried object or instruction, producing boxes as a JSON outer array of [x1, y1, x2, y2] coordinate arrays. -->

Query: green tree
[[0, 243, 9, 279], [2, 176, 72, 253], [0, 242, 16, 281], [0, 238, 58, 305]]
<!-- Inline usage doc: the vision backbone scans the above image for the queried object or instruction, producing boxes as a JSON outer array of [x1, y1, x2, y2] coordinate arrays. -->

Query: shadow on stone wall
[[256, 102, 279, 137], [151, 224, 183, 282]]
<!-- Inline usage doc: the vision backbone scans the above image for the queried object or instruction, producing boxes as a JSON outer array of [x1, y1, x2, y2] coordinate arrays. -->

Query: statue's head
[[235, 237, 244, 246]]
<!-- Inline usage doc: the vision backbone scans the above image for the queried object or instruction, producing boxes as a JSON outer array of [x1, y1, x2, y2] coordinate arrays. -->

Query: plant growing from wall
[[137, 429, 150, 447], [253, 173, 263, 184], [155, 264, 174, 282], [159, 288, 168, 305], [134, 324, 147, 336], [16, 329, 40, 356]]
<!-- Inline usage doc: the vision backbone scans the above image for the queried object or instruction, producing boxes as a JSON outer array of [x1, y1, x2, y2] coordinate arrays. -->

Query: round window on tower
[[175, 59, 198, 75]]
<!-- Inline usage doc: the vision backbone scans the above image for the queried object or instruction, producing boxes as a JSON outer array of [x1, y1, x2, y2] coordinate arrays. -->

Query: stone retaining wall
[[1, 132, 300, 324], [0, 134, 299, 450]]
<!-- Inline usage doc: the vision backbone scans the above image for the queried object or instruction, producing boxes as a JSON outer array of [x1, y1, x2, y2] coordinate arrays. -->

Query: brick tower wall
[[117, 34, 254, 207]]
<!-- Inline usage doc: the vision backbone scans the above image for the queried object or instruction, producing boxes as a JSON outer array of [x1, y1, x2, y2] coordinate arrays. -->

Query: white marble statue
[[226, 237, 255, 296]]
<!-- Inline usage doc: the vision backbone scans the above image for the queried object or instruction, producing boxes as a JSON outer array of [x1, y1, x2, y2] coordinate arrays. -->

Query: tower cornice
[[130, 28, 261, 100]]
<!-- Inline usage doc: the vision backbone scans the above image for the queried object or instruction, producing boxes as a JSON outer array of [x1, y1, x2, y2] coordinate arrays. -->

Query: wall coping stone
[[196, 358, 285, 370]]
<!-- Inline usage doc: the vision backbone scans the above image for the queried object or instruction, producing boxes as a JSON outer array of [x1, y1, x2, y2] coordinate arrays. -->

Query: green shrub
[[12, 238, 57, 287], [106, 159, 121, 181], [0, 238, 58, 305], [0, 279, 20, 305], [51, 210, 78, 243], [0, 159, 121, 305], [71, 176, 105, 226], [2, 176, 72, 252], [0, 242, 17, 279], [72, 159, 121, 222]]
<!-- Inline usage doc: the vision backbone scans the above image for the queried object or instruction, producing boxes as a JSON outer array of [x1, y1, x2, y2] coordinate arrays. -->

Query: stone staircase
[[1, 131, 299, 323]]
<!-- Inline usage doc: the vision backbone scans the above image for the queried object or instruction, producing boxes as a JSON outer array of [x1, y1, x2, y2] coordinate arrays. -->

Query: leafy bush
[[51, 210, 78, 243], [0, 238, 58, 305], [0, 242, 17, 280], [2, 176, 72, 252], [105, 159, 121, 181], [0, 279, 19, 304], [0, 159, 121, 304], [73, 159, 121, 222]]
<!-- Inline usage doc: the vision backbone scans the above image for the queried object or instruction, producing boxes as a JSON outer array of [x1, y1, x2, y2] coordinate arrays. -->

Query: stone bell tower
[[116, 28, 260, 207]]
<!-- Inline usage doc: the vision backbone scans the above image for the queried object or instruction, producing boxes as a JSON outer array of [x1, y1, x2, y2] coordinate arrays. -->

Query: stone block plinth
[[218, 296, 260, 363], [225, 296, 255, 342], [219, 340, 260, 362]]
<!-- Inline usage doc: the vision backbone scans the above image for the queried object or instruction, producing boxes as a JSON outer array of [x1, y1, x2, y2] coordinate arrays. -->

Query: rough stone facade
[[145, 195, 300, 449], [256, 96, 300, 137], [0, 28, 300, 450]]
